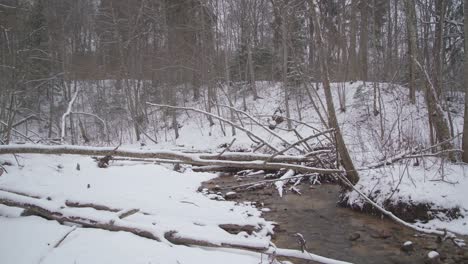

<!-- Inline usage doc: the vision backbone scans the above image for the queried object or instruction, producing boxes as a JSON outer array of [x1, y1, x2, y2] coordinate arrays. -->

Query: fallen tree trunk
[[0, 189, 352, 264], [0, 145, 342, 174], [165, 231, 352, 264], [0, 190, 161, 241]]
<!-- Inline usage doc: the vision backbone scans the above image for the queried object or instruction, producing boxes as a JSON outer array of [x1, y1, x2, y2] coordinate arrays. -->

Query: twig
[[338, 173, 456, 237], [221, 174, 313, 190], [217, 104, 301, 152], [54, 226, 77, 248], [118, 208, 140, 219], [147, 103, 279, 152], [217, 138, 236, 158], [265, 129, 335, 164]]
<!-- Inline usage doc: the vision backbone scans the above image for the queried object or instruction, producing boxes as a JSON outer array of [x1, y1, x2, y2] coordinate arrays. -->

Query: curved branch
[[61, 88, 80, 143], [147, 102, 279, 152]]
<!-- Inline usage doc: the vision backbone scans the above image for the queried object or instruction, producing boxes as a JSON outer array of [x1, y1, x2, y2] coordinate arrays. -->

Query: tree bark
[[281, 5, 293, 130], [432, 0, 445, 96], [462, 0, 468, 162], [403, 0, 417, 104], [348, 0, 358, 81], [358, 0, 369, 81], [0, 145, 342, 175], [310, 1, 359, 185], [414, 59, 453, 155]]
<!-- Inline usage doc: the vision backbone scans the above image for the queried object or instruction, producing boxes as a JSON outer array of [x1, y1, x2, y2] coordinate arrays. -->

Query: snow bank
[[0, 154, 274, 263]]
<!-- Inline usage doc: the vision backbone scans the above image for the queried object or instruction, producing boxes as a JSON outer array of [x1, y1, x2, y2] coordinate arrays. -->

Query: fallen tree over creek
[[0, 144, 341, 175]]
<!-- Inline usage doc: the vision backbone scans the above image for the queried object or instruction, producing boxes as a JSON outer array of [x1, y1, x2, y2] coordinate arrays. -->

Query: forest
[[0, 0, 468, 263]]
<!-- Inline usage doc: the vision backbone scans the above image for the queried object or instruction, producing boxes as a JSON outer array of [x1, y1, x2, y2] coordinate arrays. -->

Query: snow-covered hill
[[146, 81, 467, 235]]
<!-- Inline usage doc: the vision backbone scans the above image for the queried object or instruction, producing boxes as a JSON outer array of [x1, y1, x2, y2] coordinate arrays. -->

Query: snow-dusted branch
[[274, 169, 295, 197], [265, 129, 335, 163], [337, 173, 455, 237], [0, 145, 342, 174], [217, 104, 301, 152], [0, 189, 352, 263], [147, 102, 279, 152], [71, 111, 109, 140], [61, 88, 80, 143], [0, 189, 161, 241]]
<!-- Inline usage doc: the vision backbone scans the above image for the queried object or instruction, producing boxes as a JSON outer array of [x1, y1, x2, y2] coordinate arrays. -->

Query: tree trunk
[[414, 59, 453, 155], [348, 0, 358, 81], [462, 0, 468, 162], [432, 0, 445, 96], [310, 1, 359, 185], [404, 0, 417, 104], [281, 6, 292, 130], [358, 0, 369, 81]]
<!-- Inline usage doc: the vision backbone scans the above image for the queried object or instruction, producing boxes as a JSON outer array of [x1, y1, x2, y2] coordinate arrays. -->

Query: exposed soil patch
[[202, 174, 468, 264]]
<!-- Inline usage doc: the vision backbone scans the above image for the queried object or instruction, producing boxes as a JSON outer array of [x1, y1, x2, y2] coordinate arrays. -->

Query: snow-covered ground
[[0, 154, 274, 264], [2, 81, 467, 264], [143, 81, 468, 235]]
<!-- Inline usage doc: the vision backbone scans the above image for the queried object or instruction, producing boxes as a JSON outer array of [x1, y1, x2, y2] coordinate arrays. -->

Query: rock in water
[[348, 232, 361, 241], [425, 251, 440, 264], [225, 191, 238, 200], [401, 241, 414, 252]]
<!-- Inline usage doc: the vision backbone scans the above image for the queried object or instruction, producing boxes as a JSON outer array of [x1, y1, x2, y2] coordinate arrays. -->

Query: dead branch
[[54, 226, 77, 248], [362, 134, 462, 170], [221, 174, 314, 191], [0, 115, 40, 134], [217, 138, 236, 158], [337, 173, 456, 237], [91, 156, 183, 165], [217, 104, 302, 152], [165, 231, 352, 264], [61, 88, 80, 143], [147, 103, 279, 152], [97, 144, 121, 168], [265, 129, 335, 163], [0, 190, 161, 241], [65, 200, 121, 212], [0, 145, 341, 174], [118, 208, 140, 219], [0, 188, 350, 264]]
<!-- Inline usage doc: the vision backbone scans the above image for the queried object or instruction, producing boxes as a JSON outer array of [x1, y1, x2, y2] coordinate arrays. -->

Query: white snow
[[0, 154, 274, 263], [427, 251, 440, 259], [403, 241, 413, 246], [3, 80, 468, 262]]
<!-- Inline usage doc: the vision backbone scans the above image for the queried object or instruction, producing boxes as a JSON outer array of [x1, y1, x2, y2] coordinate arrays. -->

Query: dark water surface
[[204, 175, 468, 264]]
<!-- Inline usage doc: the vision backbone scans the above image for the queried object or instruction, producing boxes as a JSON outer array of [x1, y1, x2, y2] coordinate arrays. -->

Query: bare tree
[[310, 0, 359, 185], [404, 0, 417, 104], [462, 0, 468, 162]]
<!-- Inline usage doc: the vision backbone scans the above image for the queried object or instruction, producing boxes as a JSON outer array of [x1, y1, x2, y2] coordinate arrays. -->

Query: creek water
[[204, 175, 468, 264]]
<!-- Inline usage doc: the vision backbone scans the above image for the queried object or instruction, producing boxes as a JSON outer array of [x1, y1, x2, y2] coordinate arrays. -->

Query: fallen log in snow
[[0, 189, 352, 264], [0, 190, 161, 241], [0, 145, 342, 175]]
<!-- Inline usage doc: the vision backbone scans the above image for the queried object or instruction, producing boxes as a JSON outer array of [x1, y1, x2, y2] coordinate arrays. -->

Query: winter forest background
[[1, 0, 465, 145], [1, 0, 468, 263]]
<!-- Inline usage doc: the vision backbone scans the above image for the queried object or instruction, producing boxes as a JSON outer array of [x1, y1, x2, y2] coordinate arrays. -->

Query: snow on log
[[0, 187, 353, 264], [0, 145, 342, 174], [0, 190, 162, 241], [266, 247, 353, 264], [61, 88, 80, 143], [275, 169, 295, 197]]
